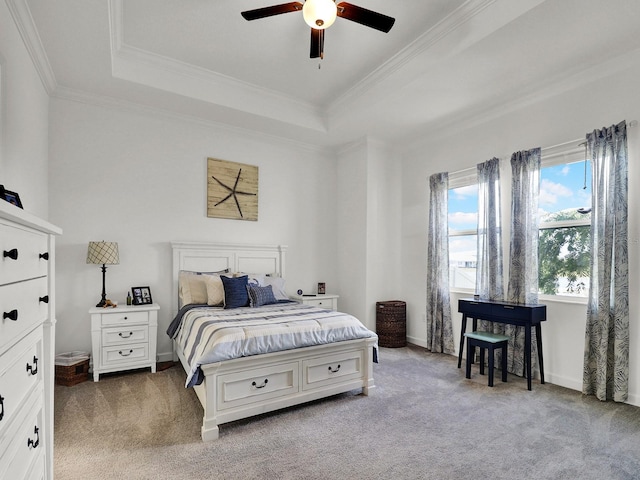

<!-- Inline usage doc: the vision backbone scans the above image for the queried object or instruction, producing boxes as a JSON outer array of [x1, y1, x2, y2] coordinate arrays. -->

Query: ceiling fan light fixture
[[303, 0, 337, 30]]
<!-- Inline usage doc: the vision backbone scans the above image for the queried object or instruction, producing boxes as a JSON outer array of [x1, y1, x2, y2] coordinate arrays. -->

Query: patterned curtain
[[477, 158, 505, 348], [426, 172, 455, 354], [583, 121, 629, 402], [506, 148, 541, 376], [476, 158, 504, 304]]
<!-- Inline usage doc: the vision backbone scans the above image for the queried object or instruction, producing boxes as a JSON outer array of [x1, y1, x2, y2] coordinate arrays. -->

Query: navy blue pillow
[[221, 275, 249, 309], [247, 284, 277, 307]]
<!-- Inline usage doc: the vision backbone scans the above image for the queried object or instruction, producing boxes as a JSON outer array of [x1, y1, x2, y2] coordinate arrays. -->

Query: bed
[[170, 242, 377, 441]]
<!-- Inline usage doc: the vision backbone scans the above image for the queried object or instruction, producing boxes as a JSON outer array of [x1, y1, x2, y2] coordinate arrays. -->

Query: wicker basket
[[376, 301, 406, 348], [55, 358, 90, 387]]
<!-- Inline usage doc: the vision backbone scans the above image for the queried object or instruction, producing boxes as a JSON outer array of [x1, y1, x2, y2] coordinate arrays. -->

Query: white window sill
[[449, 288, 587, 306]]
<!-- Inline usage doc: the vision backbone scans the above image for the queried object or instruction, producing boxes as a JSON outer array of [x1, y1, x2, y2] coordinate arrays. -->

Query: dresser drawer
[[0, 329, 43, 438], [100, 310, 149, 326], [102, 325, 149, 347], [216, 362, 299, 410], [302, 349, 363, 391], [0, 277, 48, 352], [0, 222, 49, 286], [0, 394, 44, 480], [101, 343, 149, 367]]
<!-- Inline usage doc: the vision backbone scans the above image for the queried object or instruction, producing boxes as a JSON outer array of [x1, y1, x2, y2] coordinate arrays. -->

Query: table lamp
[[86, 241, 119, 307]]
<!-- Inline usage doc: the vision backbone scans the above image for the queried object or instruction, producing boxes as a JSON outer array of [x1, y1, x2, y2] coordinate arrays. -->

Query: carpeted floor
[[54, 345, 640, 480]]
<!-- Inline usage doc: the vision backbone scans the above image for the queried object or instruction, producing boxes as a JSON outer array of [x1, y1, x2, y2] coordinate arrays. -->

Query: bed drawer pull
[[118, 349, 134, 357], [3, 248, 18, 260], [251, 379, 269, 389], [27, 426, 40, 449], [39, 252, 49, 260], [3, 309, 18, 321], [26, 356, 38, 375], [328, 364, 341, 373], [118, 331, 133, 338], [0, 395, 4, 421]]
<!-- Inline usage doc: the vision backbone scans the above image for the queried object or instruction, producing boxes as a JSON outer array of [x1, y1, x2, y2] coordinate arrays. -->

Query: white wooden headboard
[[171, 242, 288, 314]]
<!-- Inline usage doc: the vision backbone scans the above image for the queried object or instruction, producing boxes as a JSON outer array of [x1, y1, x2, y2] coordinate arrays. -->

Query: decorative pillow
[[263, 276, 288, 300], [203, 275, 225, 306], [178, 269, 229, 307], [247, 284, 277, 307], [221, 275, 250, 309]]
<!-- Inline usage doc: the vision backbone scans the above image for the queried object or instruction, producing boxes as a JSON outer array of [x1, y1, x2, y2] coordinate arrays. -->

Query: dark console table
[[458, 298, 547, 391]]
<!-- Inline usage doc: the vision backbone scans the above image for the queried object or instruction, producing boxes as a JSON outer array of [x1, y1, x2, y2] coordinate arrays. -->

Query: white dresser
[[0, 201, 61, 480], [90, 304, 159, 381]]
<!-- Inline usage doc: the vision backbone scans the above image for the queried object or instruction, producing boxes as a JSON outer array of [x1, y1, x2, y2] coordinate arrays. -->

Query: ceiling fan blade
[[337, 2, 395, 33], [310, 28, 324, 59], [241, 2, 303, 21]]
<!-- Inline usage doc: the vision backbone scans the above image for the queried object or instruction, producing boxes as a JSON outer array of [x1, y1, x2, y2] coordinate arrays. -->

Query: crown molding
[[107, 0, 327, 133], [51, 85, 333, 156], [400, 45, 640, 156], [325, 0, 497, 120], [6, 0, 57, 94]]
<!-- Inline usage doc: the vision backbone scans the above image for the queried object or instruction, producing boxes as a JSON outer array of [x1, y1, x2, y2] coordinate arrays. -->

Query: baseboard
[[157, 351, 175, 363]]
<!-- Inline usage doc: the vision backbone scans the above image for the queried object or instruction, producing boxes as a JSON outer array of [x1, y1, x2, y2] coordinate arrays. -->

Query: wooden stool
[[464, 331, 509, 387]]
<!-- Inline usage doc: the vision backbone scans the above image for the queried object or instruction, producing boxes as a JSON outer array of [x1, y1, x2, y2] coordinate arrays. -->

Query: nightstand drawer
[[101, 343, 149, 366], [0, 329, 43, 438], [100, 311, 149, 326], [102, 325, 149, 346], [303, 297, 337, 310], [0, 277, 48, 351]]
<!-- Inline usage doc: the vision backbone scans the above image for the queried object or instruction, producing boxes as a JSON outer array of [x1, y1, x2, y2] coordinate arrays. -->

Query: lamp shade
[[86, 241, 119, 265], [302, 0, 337, 29]]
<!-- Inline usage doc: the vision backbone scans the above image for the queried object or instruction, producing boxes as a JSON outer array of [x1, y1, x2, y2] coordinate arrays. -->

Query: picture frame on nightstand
[[132, 286, 153, 305], [317, 282, 326, 294]]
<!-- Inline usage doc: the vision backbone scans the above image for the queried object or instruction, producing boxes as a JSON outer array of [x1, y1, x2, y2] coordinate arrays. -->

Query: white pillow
[[203, 274, 225, 306], [178, 270, 229, 307], [263, 276, 288, 300]]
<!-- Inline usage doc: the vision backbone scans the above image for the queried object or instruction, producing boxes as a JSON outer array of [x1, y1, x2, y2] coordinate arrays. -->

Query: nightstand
[[89, 303, 159, 381], [298, 294, 339, 311]]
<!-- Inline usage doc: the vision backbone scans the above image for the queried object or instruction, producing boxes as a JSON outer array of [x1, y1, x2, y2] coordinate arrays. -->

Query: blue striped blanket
[[168, 302, 378, 387]]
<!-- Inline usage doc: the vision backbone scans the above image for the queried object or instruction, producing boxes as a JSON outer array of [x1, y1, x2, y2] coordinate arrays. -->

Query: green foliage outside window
[[538, 210, 591, 296]]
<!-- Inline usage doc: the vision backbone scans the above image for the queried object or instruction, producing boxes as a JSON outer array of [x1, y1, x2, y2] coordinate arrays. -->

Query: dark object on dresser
[[376, 300, 406, 348]]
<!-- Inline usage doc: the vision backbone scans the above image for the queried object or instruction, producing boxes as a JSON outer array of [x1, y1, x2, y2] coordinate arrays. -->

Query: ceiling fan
[[241, 0, 395, 59]]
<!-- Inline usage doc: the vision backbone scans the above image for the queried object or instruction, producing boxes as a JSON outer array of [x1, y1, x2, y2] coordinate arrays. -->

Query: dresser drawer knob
[[39, 295, 49, 304], [0, 395, 4, 421], [118, 349, 133, 357], [27, 426, 40, 449], [251, 378, 269, 389], [119, 331, 133, 338], [39, 252, 49, 260], [3, 310, 18, 321], [328, 364, 341, 373], [26, 356, 38, 375], [3, 248, 18, 260]]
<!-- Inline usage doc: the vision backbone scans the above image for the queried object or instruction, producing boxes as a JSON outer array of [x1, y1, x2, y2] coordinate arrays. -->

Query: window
[[448, 171, 478, 290], [538, 145, 591, 297]]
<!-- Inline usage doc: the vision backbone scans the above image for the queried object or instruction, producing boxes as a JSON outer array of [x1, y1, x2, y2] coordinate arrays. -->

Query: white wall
[[48, 97, 340, 360], [0, 1, 50, 218], [401, 62, 640, 405]]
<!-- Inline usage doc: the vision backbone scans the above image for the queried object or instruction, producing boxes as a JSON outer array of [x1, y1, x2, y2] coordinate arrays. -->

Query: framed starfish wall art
[[207, 158, 259, 221]]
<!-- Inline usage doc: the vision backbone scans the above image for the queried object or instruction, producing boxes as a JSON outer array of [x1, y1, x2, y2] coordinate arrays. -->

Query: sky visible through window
[[448, 159, 592, 292], [448, 159, 592, 231]]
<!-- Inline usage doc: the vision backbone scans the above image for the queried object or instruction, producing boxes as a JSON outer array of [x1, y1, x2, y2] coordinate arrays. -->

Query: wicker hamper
[[376, 300, 406, 348], [55, 352, 90, 386]]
